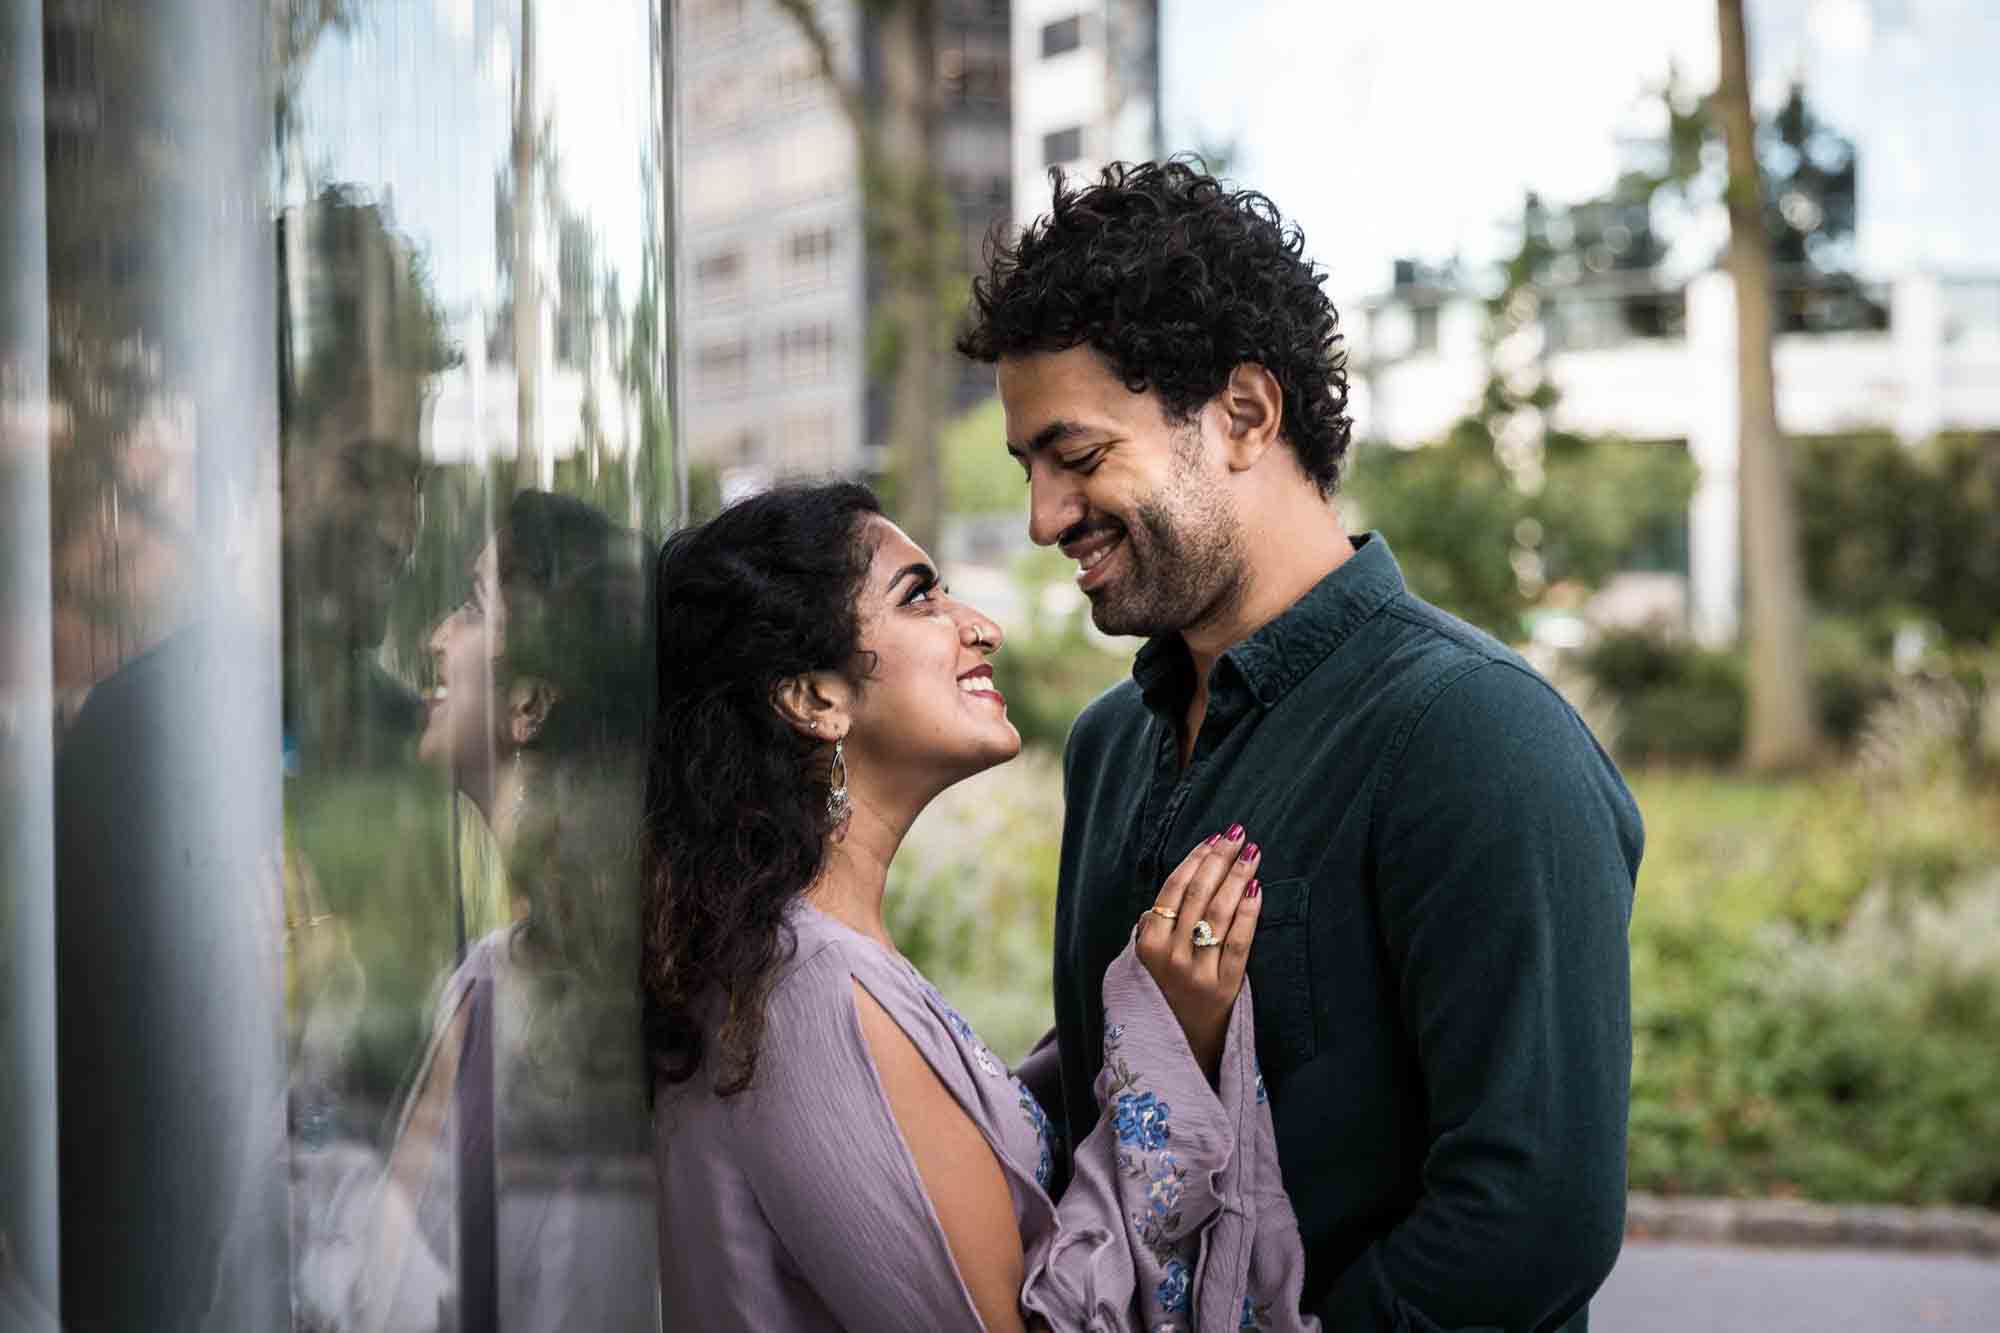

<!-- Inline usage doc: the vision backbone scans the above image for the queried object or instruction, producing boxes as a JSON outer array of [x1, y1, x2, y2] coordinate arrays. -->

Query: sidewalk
[[1596, 1241, 2000, 1332], [1626, 1192, 2000, 1257]]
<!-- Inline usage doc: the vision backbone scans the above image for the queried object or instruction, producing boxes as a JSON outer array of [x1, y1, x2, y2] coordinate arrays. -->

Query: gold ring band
[[1147, 905, 1180, 922]]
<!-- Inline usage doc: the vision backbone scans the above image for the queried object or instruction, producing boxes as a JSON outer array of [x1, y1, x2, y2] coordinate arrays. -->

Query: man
[[961, 161, 1643, 1332]]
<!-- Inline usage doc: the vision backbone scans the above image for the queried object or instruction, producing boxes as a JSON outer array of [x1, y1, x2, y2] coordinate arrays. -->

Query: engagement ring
[[1191, 919, 1220, 948]]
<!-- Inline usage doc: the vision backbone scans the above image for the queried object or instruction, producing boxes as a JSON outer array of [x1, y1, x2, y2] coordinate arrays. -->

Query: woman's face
[[840, 515, 1020, 796], [419, 539, 508, 781]]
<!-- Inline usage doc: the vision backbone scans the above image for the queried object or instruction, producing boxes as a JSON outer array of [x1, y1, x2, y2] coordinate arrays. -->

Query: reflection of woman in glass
[[644, 484, 1315, 1332], [350, 489, 658, 1331]]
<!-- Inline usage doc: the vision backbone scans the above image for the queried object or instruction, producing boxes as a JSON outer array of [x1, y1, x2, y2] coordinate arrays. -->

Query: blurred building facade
[[679, 0, 1013, 494], [1009, 0, 1160, 224], [1352, 267, 2000, 644]]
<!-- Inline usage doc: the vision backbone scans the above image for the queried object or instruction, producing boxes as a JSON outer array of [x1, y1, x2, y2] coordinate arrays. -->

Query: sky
[[1161, 0, 2000, 304]]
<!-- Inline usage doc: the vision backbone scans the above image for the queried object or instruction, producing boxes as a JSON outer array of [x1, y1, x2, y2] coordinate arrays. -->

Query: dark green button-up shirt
[[1052, 533, 1642, 1333]]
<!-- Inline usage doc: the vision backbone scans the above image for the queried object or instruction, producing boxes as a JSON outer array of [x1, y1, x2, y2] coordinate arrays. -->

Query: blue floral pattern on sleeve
[[919, 980, 1002, 1077], [1014, 1076, 1057, 1190], [1103, 1016, 1202, 1329], [1111, 1091, 1172, 1151], [914, 976, 1059, 1191]]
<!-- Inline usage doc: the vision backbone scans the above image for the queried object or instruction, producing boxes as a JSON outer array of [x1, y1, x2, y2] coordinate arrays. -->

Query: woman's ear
[[772, 671, 853, 741], [508, 678, 560, 746]]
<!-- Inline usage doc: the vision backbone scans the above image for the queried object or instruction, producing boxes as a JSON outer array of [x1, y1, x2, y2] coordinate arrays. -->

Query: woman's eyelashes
[[902, 572, 947, 607]]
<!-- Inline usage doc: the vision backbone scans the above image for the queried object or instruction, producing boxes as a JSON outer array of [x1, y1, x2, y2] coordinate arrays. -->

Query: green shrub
[[1345, 429, 1698, 641], [1631, 876, 2000, 1206], [1579, 621, 1927, 763], [1797, 430, 2000, 646]]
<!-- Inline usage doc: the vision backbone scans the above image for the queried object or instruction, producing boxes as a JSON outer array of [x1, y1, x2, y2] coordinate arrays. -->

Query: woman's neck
[[804, 798, 909, 953], [482, 752, 533, 850]]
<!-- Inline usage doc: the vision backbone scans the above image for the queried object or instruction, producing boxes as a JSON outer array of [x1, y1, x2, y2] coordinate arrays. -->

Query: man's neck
[[1181, 503, 1353, 688]]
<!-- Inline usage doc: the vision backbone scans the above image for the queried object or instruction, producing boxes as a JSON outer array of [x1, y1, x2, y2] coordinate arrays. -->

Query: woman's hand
[[1133, 827, 1263, 1081]]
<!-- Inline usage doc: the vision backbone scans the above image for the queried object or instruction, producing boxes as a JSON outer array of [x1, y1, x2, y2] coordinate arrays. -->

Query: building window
[[1042, 125, 1083, 168], [939, 36, 1009, 105], [1040, 15, 1083, 60], [777, 323, 835, 383], [697, 337, 751, 395], [695, 246, 745, 300], [781, 225, 837, 288]]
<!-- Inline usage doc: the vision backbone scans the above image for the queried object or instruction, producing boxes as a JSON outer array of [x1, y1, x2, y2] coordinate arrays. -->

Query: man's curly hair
[[958, 159, 1353, 495]]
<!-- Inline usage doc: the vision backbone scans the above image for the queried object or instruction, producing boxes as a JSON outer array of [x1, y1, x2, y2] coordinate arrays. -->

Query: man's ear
[[1215, 362, 1285, 472], [772, 671, 854, 741], [508, 678, 560, 746]]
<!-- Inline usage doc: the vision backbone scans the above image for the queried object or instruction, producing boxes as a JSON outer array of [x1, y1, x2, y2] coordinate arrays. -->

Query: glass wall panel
[[277, 0, 673, 1328], [3, 1, 59, 1324], [8, 0, 677, 1326]]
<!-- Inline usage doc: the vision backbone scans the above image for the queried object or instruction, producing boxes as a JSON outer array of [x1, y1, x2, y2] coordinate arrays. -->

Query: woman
[[644, 483, 1315, 1332], [321, 490, 662, 1331]]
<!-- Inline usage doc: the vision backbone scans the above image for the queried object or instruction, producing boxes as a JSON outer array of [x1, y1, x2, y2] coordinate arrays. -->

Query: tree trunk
[[874, 0, 945, 556], [777, 0, 948, 556], [1716, 0, 1821, 770], [512, 0, 541, 493]]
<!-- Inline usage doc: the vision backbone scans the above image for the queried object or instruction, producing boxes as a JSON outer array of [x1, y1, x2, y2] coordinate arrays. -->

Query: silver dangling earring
[[826, 738, 850, 823]]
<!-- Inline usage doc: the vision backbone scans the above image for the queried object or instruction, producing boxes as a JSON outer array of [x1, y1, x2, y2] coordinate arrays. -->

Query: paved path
[[1593, 1240, 2000, 1332]]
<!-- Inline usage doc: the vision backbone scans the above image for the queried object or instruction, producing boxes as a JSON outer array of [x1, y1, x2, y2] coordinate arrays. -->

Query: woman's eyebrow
[[886, 562, 935, 595]]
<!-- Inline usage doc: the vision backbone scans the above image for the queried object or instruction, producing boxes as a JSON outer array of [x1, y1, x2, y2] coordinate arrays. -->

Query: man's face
[[997, 346, 1247, 639]]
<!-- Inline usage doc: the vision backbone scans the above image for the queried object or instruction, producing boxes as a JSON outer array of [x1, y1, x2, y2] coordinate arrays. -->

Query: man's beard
[[1086, 473, 1246, 640]]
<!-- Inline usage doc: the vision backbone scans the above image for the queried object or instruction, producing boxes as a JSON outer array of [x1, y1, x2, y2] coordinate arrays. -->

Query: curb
[[1625, 1192, 2000, 1258]]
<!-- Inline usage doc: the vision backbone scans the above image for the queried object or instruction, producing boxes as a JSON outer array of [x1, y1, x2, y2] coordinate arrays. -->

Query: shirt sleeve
[[1023, 941, 1319, 1333], [1316, 662, 1639, 1333]]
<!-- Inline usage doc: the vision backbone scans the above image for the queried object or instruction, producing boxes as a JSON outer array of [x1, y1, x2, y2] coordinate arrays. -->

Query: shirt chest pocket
[[1243, 876, 1319, 1080]]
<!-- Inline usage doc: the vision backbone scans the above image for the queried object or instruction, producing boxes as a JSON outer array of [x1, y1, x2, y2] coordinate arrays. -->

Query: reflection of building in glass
[[1009, 0, 1160, 225], [680, 0, 1013, 488], [1353, 266, 2000, 644]]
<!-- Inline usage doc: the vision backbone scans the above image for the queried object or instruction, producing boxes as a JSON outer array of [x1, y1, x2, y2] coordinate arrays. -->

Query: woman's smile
[[957, 664, 1006, 709]]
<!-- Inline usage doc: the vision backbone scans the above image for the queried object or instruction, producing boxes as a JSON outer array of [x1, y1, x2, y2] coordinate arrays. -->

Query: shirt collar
[[1131, 532, 1405, 715]]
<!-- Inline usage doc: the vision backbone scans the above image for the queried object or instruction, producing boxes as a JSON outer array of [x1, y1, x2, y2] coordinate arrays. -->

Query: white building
[[1351, 269, 2000, 644], [1010, 0, 1159, 225]]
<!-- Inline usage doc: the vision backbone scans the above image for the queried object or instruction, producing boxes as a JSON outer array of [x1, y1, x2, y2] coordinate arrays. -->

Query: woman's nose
[[960, 616, 1002, 653]]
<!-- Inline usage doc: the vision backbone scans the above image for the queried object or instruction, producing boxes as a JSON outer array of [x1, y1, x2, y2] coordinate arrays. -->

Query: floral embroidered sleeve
[[1020, 937, 1318, 1333]]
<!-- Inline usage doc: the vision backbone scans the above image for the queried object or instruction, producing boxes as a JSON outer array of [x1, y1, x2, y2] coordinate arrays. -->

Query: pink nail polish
[[1247, 879, 1261, 899], [1205, 833, 1220, 846], [1225, 823, 1244, 842], [1239, 841, 1259, 863]]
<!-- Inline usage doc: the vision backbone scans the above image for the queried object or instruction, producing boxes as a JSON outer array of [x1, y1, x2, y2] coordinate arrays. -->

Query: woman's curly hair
[[957, 159, 1353, 495], [641, 482, 881, 1098]]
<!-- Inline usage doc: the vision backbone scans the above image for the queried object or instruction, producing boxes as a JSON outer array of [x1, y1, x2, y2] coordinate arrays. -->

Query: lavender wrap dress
[[654, 904, 1318, 1332]]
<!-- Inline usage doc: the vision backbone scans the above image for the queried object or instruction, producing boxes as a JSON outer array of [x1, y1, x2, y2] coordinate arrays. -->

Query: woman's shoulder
[[766, 908, 923, 1034]]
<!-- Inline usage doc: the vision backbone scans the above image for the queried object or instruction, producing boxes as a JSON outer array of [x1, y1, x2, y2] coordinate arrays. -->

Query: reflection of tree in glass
[[492, 103, 676, 535]]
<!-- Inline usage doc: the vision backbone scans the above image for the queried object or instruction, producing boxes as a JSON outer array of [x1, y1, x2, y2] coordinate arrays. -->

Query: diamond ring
[[1191, 919, 1220, 949]]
